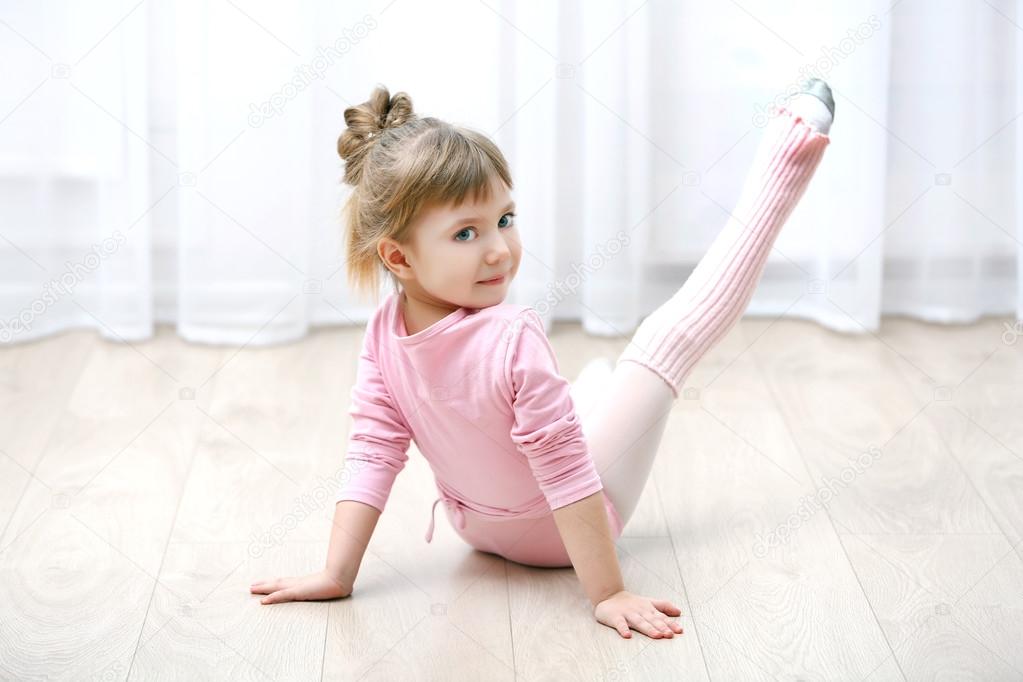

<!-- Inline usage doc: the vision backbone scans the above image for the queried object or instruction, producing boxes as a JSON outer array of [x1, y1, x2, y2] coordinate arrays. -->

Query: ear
[[378, 237, 414, 281]]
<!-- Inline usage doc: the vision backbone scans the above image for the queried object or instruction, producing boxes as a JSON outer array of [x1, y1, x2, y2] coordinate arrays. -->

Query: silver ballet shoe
[[799, 77, 835, 119]]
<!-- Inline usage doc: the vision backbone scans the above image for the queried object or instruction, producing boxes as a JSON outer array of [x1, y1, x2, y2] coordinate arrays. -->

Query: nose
[[484, 233, 512, 264]]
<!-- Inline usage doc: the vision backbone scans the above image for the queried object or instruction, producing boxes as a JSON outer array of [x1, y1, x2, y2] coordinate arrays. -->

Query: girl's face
[[382, 177, 521, 310]]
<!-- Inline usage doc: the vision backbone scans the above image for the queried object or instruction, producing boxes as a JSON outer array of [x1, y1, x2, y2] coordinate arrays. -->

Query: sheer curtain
[[1, 0, 1019, 348]]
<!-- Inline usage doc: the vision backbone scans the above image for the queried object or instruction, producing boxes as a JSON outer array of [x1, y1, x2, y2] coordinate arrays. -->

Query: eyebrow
[[448, 201, 516, 229]]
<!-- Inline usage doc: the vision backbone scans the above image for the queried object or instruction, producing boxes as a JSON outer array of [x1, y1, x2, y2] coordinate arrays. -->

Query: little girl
[[251, 80, 834, 641]]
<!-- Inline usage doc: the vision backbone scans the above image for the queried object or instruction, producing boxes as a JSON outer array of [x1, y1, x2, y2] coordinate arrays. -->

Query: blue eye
[[453, 212, 516, 242]]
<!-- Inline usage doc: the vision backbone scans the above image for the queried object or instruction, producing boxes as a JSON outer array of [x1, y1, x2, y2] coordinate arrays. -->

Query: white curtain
[[1, 0, 1020, 348]]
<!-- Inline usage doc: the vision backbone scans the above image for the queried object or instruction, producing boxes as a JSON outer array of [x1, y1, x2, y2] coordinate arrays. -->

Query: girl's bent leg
[[580, 104, 832, 530]]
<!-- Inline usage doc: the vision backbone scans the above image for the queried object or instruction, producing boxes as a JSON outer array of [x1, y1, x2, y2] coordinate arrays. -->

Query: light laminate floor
[[1, 315, 1021, 681]]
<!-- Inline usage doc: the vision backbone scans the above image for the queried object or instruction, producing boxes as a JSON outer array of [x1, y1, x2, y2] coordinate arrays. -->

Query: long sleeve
[[335, 325, 413, 513], [506, 309, 604, 511]]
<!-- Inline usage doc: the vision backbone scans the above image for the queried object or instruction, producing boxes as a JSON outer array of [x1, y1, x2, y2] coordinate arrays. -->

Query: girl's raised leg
[[577, 80, 835, 529]]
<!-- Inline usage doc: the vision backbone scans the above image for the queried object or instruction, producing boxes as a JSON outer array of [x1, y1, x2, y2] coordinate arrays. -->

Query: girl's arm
[[504, 311, 682, 637], [553, 491, 684, 640], [327, 500, 382, 587], [251, 499, 381, 604], [254, 312, 405, 605], [551, 490, 625, 606]]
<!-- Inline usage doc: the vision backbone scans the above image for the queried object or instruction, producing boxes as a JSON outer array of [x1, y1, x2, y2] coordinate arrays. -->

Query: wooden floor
[[1, 315, 1022, 681]]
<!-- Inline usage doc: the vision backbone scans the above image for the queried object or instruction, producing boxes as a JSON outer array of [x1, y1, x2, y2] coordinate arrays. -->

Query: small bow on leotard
[[425, 493, 467, 543]]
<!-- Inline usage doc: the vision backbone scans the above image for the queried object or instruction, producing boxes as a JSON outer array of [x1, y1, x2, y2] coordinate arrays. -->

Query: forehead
[[423, 180, 513, 227]]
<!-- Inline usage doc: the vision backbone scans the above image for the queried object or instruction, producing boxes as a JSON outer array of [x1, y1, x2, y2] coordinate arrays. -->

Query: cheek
[[434, 246, 474, 284]]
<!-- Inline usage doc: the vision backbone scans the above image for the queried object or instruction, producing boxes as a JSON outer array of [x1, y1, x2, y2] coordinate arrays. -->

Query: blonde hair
[[337, 84, 515, 303]]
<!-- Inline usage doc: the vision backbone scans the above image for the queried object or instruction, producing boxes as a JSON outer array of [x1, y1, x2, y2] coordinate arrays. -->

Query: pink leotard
[[334, 291, 623, 567]]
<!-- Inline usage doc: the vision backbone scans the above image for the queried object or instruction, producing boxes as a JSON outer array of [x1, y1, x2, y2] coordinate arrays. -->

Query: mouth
[[477, 274, 507, 285]]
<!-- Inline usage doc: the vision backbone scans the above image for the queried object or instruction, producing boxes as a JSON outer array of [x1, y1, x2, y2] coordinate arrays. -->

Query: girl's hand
[[250, 569, 351, 604], [593, 590, 685, 640]]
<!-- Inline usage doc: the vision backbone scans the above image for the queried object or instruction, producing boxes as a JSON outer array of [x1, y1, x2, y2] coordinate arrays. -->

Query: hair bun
[[337, 85, 417, 186]]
